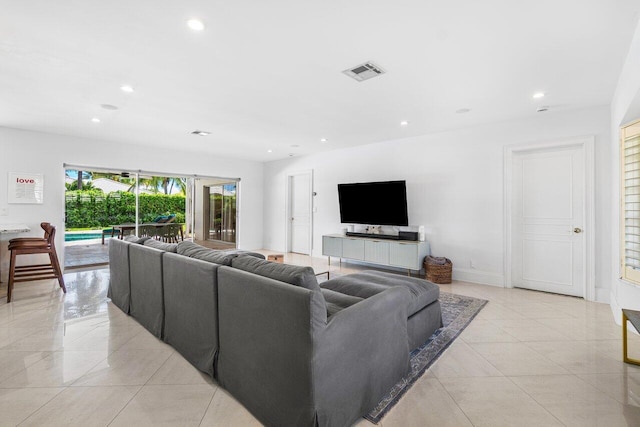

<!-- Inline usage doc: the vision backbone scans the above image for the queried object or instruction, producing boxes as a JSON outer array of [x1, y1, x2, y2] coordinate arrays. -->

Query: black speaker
[[398, 231, 419, 241]]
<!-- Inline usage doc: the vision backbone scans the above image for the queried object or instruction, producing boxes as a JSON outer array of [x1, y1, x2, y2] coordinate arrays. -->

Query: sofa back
[[129, 243, 165, 338], [216, 266, 327, 426], [163, 252, 220, 377]]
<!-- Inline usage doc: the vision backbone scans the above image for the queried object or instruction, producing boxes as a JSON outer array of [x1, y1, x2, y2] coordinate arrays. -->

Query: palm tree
[[65, 181, 95, 191], [140, 176, 186, 195], [175, 178, 188, 196]]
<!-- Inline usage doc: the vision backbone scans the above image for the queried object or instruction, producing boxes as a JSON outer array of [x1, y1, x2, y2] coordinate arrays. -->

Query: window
[[621, 119, 640, 284]]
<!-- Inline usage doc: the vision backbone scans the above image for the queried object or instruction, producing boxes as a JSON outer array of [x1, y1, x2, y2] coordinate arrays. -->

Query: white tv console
[[322, 234, 430, 276]]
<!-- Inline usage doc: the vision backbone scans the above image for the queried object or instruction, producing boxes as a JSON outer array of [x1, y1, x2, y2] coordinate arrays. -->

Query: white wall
[[0, 126, 264, 279], [610, 19, 640, 321], [264, 106, 612, 299]]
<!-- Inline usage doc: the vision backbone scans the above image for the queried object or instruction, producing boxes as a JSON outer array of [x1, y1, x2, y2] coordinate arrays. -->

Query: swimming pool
[[65, 232, 103, 242]]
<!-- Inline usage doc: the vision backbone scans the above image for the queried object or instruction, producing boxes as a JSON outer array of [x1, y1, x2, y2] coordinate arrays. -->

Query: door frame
[[194, 177, 240, 246], [285, 170, 313, 255], [503, 136, 595, 300]]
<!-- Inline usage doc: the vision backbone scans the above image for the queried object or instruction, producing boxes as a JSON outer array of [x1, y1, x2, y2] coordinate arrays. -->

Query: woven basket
[[424, 256, 452, 284]]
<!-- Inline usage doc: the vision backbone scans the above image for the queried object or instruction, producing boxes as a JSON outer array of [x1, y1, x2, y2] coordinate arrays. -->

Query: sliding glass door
[[206, 182, 237, 244]]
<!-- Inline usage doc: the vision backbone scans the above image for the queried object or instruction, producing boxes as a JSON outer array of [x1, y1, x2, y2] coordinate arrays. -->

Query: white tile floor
[[0, 253, 639, 426]]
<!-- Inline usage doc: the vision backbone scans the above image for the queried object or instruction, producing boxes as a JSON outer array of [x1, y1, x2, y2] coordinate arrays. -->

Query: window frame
[[620, 118, 640, 284]]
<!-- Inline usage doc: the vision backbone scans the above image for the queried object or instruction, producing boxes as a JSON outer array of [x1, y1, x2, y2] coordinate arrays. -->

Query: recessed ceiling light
[[187, 19, 205, 31], [456, 108, 471, 114], [91, 117, 101, 123], [533, 92, 545, 99], [101, 104, 118, 110], [190, 130, 211, 136], [267, 149, 273, 153], [320, 138, 327, 143], [400, 121, 409, 126], [120, 85, 134, 93]]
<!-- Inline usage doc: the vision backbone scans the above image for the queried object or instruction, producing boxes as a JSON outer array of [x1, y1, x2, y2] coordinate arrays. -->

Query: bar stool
[[7, 222, 66, 302]]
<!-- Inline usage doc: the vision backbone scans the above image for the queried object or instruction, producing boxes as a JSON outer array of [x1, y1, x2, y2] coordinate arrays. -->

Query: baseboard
[[452, 268, 504, 287]]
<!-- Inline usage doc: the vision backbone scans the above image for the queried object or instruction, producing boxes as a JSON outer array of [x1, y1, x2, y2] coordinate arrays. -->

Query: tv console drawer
[[342, 238, 365, 260], [322, 234, 430, 274]]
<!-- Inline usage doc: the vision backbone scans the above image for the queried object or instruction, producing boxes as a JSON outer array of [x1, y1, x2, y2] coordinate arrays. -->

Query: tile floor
[[0, 253, 639, 426]]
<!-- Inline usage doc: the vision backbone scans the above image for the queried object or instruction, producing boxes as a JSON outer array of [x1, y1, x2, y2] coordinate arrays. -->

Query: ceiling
[[1, 0, 638, 162]]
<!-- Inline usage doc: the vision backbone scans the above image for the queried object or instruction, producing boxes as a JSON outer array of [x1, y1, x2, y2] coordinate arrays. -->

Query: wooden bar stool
[[7, 222, 66, 302]]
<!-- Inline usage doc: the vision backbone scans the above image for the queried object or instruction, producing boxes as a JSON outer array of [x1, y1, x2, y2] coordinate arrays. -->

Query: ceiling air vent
[[342, 61, 385, 82]]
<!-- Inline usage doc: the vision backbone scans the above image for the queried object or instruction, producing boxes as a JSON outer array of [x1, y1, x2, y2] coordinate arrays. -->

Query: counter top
[[0, 223, 31, 233]]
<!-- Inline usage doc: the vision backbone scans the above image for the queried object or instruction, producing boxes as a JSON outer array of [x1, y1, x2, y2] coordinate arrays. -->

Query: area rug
[[365, 291, 488, 423]]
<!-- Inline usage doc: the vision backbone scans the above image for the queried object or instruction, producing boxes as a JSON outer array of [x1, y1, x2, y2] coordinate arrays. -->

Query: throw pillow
[[177, 241, 237, 265], [124, 235, 150, 244], [143, 238, 178, 252], [231, 256, 320, 292]]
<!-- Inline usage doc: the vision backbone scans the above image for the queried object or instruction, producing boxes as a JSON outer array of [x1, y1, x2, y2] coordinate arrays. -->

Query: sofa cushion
[[143, 238, 178, 253], [320, 270, 439, 316], [231, 256, 320, 292], [177, 241, 237, 265], [321, 288, 363, 318], [124, 235, 150, 244], [223, 250, 266, 260]]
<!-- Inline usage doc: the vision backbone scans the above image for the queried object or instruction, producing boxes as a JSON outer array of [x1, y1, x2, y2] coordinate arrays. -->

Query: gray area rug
[[365, 291, 488, 424]]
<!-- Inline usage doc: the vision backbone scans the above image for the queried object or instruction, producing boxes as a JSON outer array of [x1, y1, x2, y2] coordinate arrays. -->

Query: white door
[[289, 172, 312, 254], [511, 146, 585, 297]]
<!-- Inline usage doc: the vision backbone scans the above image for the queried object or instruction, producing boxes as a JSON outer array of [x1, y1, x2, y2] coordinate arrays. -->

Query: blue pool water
[[65, 232, 104, 242]]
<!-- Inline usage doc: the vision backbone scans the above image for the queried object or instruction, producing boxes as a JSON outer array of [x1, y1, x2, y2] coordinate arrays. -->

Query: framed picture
[[8, 172, 44, 204]]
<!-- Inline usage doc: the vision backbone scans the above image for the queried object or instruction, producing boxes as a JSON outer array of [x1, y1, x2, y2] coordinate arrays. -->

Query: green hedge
[[65, 190, 185, 229]]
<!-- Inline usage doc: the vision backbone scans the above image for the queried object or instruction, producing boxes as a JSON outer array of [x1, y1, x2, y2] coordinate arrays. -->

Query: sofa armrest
[[108, 238, 131, 313], [314, 286, 412, 427]]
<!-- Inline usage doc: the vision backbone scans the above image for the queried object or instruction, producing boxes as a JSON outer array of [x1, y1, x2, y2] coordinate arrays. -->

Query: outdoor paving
[[64, 237, 233, 269], [64, 239, 110, 269]]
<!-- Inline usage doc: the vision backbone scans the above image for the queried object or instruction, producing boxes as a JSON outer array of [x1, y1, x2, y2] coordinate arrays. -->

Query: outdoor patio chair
[[160, 223, 183, 243], [140, 224, 157, 239]]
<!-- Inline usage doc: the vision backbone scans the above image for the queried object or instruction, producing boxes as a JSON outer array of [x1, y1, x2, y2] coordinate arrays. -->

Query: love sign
[[8, 172, 44, 204]]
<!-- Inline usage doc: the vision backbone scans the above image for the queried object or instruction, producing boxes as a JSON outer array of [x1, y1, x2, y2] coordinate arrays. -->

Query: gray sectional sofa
[[108, 237, 442, 427]]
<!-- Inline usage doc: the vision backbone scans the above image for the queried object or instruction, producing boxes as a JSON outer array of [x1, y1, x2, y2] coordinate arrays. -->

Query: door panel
[[290, 173, 311, 254], [512, 147, 584, 297], [522, 238, 572, 286]]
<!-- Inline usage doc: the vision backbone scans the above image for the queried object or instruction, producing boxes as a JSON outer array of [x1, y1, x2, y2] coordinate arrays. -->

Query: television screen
[[338, 180, 409, 226]]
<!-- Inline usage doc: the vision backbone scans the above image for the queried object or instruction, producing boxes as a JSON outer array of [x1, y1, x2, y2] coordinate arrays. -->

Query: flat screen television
[[338, 180, 409, 226]]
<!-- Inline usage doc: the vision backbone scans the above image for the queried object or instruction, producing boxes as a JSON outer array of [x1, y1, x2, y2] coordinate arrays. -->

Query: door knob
[[573, 227, 582, 234]]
